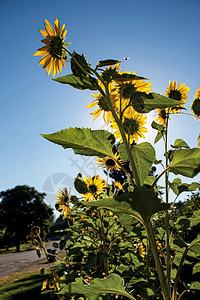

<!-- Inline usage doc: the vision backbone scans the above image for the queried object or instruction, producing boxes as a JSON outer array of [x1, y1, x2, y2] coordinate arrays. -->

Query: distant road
[[0, 242, 58, 278]]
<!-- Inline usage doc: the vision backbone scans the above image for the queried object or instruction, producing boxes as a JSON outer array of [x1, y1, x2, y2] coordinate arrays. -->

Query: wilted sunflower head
[[95, 153, 122, 171], [165, 80, 190, 113], [56, 187, 71, 218], [81, 175, 106, 201], [34, 17, 70, 77]]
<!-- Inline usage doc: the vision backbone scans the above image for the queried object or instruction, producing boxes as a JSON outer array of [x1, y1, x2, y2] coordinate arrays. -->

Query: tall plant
[[34, 18, 200, 300]]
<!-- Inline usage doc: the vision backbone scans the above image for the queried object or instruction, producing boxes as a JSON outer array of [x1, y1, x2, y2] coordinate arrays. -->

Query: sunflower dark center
[[123, 118, 139, 135], [192, 98, 200, 116], [106, 159, 115, 167], [98, 97, 110, 111], [120, 83, 137, 99], [168, 89, 182, 101], [159, 109, 167, 119], [64, 196, 69, 203], [89, 184, 97, 193], [49, 36, 64, 59]]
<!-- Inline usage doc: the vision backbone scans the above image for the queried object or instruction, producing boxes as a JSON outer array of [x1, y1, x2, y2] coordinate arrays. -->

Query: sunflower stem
[[164, 117, 171, 293], [146, 221, 171, 300], [104, 82, 140, 186]]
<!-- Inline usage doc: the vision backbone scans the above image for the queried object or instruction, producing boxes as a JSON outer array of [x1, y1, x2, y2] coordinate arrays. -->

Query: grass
[[0, 270, 57, 300], [0, 244, 35, 255]]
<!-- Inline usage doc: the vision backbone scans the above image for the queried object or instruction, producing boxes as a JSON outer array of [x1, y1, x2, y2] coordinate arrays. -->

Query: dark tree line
[[0, 185, 54, 251]]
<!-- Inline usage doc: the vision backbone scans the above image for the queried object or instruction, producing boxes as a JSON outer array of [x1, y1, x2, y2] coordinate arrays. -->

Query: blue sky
[[0, 0, 200, 214]]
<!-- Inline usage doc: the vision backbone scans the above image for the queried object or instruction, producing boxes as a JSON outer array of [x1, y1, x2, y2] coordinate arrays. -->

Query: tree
[[0, 185, 54, 251]]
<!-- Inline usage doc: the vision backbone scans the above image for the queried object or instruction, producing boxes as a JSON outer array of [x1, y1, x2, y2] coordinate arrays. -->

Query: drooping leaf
[[53, 74, 98, 90], [57, 273, 135, 300], [96, 59, 121, 68], [119, 143, 155, 186], [169, 148, 200, 178], [151, 121, 166, 144], [154, 131, 164, 144], [198, 134, 200, 147], [41, 128, 115, 158], [85, 187, 170, 226], [151, 121, 165, 132], [130, 92, 183, 113], [169, 178, 200, 196], [171, 139, 190, 149]]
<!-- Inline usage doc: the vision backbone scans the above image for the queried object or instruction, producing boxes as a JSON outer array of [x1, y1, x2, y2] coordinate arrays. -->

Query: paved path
[[0, 241, 59, 278]]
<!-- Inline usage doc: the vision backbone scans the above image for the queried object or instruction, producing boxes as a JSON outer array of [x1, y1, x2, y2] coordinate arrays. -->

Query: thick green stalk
[[146, 221, 171, 300], [164, 117, 171, 292], [104, 83, 141, 186]]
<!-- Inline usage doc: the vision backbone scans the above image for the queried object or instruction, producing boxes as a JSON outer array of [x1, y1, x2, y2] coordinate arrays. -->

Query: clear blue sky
[[0, 0, 199, 214]]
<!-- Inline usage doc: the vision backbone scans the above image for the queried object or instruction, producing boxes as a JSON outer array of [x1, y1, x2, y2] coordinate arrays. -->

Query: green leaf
[[151, 121, 166, 144], [53, 74, 98, 90], [130, 92, 183, 113], [171, 139, 190, 149], [57, 273, 135, 300], [193, 262, 200, 274], [151, 121, 165, 132], [169, 148, 200, 178], [190, 210, 200, 227], [169, 179, 200, 196], [154, 131, 164, 144], [41, 128, 115, 158], [175, 216, 190, 231], [190, 281, 200, 290], [173, 239, 188, 248], [96, 59, 121, 68], [119, 143, 155, 186], [113, 73, 147, 82], [85, 187, 170, 225], [198, 134, 200, 147], [143, 176, 156, 186]]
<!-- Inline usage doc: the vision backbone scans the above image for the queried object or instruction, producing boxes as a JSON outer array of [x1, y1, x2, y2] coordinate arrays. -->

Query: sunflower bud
[[70, 51, 91, 78], [74, 176, 89, 194]]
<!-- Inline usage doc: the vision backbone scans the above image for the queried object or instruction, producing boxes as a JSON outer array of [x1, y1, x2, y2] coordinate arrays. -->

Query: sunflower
[[111, 109, 147, 144], [195, 86, 200, 99], [165, 80, 190, 113], [95, 153, 122, 171], [34, 17, 69, 77], [86, 82, 119, 125], [155, 109, 168, 127], [56, 187, 71, 218], [114, 72, 153, 116], [191, 86, 200, 120], [81, 175, 106, 201], [137, 242, 146, 258]]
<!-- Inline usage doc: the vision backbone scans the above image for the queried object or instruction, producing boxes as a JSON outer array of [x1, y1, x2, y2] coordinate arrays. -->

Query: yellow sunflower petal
[[45, 19, 55, 35], [39, 29, 48, 37]]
